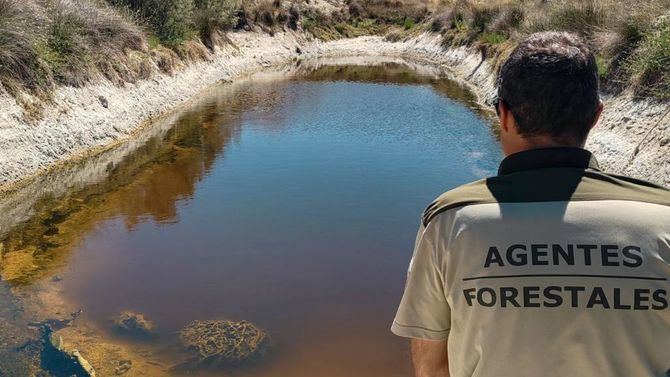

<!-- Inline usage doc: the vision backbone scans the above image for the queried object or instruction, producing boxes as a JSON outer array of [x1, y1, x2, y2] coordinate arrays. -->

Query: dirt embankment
[[0, 31, 668, 192]]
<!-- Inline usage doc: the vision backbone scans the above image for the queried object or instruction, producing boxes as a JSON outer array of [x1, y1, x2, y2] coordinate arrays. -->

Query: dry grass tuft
[[0, 0, 243, 118], [0, 0, 53, 98], [0, 0, 148, 103], [625, 12, 670, 99], [429, 0, 670, 100], [150, 45, 183, 75], [192, 0, 238, 48], [237, 0, 300, 32]]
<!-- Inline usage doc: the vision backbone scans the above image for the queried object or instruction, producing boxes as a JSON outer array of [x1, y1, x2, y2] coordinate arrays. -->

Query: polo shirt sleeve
[[391, 223, 451, 340]]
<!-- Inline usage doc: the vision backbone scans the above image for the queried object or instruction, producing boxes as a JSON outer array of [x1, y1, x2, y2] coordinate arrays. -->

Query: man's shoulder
[[422, 178, 495, 227], [577, 169, 670, 206], [422, 169, 670, 227]]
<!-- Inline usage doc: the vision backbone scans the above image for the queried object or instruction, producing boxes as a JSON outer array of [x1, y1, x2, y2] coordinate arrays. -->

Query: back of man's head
[[498, 32, 600, 145]]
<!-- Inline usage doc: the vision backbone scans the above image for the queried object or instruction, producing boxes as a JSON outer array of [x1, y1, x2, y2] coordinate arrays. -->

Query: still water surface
[[3, 62, 502, 376]]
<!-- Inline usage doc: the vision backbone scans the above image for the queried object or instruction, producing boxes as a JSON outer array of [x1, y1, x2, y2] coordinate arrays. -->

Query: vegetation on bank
[[424, 0, 670, 100], [0, 0, 303, 118], [308, 0, 670, 100], [1, 0, 669, 120]]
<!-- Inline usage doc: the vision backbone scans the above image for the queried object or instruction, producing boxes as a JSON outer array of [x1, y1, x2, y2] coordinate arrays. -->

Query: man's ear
[[590, 101, 604, 130], [498, 101, 513, 133]]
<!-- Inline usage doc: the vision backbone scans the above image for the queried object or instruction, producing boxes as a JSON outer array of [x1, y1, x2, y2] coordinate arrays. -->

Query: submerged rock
[[41, 326, 95, 377], [29, 309, 82, 332], [114, 359, 132, 375], [112, 311, 154, 338], [179, 320, 271, 368]]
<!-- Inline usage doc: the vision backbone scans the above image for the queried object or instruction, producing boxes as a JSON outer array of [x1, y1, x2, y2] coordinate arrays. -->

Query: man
[[391, 31, 670, 377]]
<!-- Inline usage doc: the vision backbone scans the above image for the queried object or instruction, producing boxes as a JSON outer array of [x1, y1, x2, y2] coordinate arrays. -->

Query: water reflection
[[0, 78, 300, 285], [0, 60, 501, 376]]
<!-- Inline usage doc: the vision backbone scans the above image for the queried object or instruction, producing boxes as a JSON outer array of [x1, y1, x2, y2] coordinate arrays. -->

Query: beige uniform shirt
[[392, 147, 670, 377]]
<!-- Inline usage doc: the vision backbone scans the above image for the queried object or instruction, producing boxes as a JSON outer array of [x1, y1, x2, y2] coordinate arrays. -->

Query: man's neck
[[504, 135, 585, 157]]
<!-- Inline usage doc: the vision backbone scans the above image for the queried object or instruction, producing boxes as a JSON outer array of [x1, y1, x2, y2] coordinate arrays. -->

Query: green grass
[[626, 13, 670, 99], [480, 31, 507, 44], [596, 55, 609, 78]]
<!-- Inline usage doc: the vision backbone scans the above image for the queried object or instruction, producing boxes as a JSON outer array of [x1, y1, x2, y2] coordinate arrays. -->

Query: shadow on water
[[0, 60, 500, 375]]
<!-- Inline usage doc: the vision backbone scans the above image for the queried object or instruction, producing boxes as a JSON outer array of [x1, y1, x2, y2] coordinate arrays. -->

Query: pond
[[0, 60, 502, 376]]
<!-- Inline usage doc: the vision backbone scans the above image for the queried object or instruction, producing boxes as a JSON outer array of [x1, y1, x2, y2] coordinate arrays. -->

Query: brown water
[[0, 62, 502, 376]]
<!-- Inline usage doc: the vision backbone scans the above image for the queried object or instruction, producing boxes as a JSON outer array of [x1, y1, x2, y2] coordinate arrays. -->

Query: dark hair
[[497, 32, 600, 144]]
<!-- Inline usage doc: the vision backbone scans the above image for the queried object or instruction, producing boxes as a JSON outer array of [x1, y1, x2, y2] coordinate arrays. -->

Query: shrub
[[0, 0, 52, 96], [276, 9, 289, 24], [287, 4, 299, 30], [1, 0, 151, 118], [41, 1, 91, 86], [490, 5, 523, 32], [348, 1, 362, 18], [626, 13, 670, 99], [150, 0, 195, 45], [429, 15, 445, 32], [260, 9, 275, 26], [450, 9, 468, 31], [192, 0, 237, 48], [385, 30, 402, 42], [37, 0, 147, 86], [110, 0, 195, 46], [595, 54, 609, 78], [540, 1, 608, 34], [251, 1, 276, 27], [471, 6, 499, 33], [354, 0, 426, 25], [403, 18, 414, 30]]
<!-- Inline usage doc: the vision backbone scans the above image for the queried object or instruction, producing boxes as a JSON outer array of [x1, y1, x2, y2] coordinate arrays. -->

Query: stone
[[98, 96, 109, 109], [179, 319, 271, 367], [71, 349, 95, 376], [114, 359, 132, 375], [41, 326, 96, 377], [112, 311, 154, 338], [29, 310, 82, 332]]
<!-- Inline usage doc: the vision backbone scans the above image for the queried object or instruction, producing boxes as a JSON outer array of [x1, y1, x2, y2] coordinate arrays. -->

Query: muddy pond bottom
[[4, 62, 502, 376]]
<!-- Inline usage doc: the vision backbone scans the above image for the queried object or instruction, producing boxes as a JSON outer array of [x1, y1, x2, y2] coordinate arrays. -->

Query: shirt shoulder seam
[[392, 321, 450, 333]]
